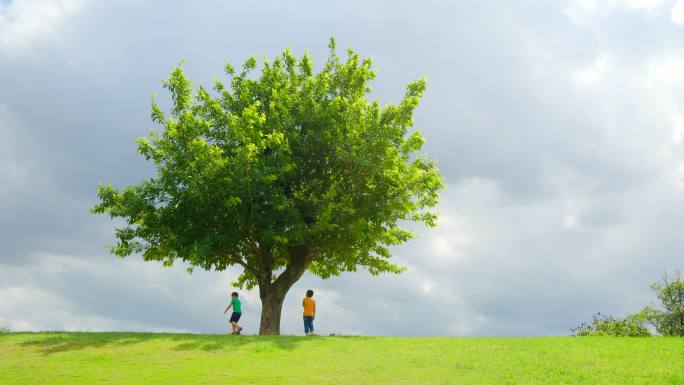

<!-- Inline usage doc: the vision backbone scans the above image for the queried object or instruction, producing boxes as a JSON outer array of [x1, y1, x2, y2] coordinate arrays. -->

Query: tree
[[92, 39, 444, 335], [640, 271, 684, 336]]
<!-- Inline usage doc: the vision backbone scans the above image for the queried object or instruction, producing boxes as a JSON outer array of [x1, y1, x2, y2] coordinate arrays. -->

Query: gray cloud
[[1, 0, 684, 336]]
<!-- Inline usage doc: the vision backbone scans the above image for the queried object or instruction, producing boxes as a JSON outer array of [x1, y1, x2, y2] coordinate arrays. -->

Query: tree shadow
[[19, 332, 150, 354], [17, 332, 316, 355], [170, 334, 305, 352]]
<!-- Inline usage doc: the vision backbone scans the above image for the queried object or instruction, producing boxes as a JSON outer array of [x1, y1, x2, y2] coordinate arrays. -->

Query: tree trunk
[[257, 246, 313, 335], [258, 285, 288, 335]]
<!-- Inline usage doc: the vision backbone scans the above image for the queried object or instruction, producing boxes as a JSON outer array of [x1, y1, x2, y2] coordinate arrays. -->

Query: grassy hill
[[0, 332, 682, 384]]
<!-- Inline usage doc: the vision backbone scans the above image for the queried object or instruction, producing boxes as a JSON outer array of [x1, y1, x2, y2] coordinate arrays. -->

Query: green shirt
[[231, 297, 242, 313]]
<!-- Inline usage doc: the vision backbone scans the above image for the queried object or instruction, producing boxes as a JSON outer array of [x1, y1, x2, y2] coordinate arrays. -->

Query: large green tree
[[93, 39, 444, 335]]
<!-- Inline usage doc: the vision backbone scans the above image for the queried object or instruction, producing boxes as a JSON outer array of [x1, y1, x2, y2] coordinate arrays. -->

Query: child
[[224, 291, 243, 335], [302, 289, 316, 336]]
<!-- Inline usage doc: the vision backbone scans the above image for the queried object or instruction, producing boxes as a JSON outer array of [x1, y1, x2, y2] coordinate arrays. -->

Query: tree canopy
[[93, 39, 444, 334]]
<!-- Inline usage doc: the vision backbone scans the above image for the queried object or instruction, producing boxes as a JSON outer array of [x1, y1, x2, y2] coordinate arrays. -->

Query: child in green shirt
[[224, 292, 243, 335]]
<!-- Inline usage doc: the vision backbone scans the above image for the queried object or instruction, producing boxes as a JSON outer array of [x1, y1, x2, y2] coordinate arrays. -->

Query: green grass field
[[0, 332, 682, 384]]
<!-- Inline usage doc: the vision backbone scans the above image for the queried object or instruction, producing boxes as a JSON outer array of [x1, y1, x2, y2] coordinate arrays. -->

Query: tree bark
[[258, 285, 288, 335], [257, 246, 314, 335]]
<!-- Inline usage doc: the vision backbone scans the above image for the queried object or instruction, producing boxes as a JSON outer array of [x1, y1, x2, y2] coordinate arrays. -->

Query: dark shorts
[[229, 312, 242, 323]]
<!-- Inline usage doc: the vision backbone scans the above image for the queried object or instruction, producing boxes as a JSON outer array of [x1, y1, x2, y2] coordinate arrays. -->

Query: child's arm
[[313, 300, 316, 318], [224, 302, 232, 314]]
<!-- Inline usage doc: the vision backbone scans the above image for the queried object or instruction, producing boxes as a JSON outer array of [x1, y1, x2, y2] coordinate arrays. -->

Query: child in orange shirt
[[302, 289, 316, 336]]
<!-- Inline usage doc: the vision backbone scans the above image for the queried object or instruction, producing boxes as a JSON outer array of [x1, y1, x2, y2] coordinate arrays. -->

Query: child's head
[[306, 289, 314, 297], [231, 292, 239, 298]]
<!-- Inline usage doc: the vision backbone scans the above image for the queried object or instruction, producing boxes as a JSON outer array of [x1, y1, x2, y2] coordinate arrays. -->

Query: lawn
[[0, 332, 682, 384]]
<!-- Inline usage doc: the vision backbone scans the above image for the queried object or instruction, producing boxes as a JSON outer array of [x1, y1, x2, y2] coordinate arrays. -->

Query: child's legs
[[229, 312, 241, 333], [303, 316, 313, 334]]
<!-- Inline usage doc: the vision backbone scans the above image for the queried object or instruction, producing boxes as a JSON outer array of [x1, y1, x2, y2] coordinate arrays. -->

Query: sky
[[1, 0, 684, 336]]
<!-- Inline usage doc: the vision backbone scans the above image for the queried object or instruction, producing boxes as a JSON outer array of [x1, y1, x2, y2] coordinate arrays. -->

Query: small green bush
[[571, 312, 651, 337]]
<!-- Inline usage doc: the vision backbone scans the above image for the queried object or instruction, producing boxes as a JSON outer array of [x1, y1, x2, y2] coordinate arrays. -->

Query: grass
[[0, 333, 682, 384]]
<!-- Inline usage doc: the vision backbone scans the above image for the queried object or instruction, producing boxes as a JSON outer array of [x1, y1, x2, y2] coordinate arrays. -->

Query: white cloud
[[0, 254, 243, 333], [624, 0, 666, 12], [573, 53, 608, 86], [0, 0, 86, 54], [675, 164, 684, 192], [565, 0, 666, 24], [647, 56, 684, 84], [563, 212, 579, 229], [672, 0, 684, 25], [429, 232, 471, 261], [567, 0, 620, 16], [672, 116, 684, 144], [0, 286, 189, 332], [421, 281, 433, 294]]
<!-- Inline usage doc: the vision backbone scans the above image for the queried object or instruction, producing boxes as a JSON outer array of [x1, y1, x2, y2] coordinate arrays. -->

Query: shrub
[[638, 272, 684, 336], [571, 312, 651, 337]]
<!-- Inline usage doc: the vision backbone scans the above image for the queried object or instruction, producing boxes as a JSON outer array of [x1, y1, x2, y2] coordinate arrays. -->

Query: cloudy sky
[[2, 0, 684, 336]]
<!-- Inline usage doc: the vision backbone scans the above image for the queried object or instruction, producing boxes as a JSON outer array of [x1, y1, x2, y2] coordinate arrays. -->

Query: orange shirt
[[302, 297, 316, 317]]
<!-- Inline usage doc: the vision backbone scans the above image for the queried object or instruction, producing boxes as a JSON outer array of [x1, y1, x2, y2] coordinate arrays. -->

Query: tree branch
[[273, 245, 315, 291], [225, 251, 258, 276]]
